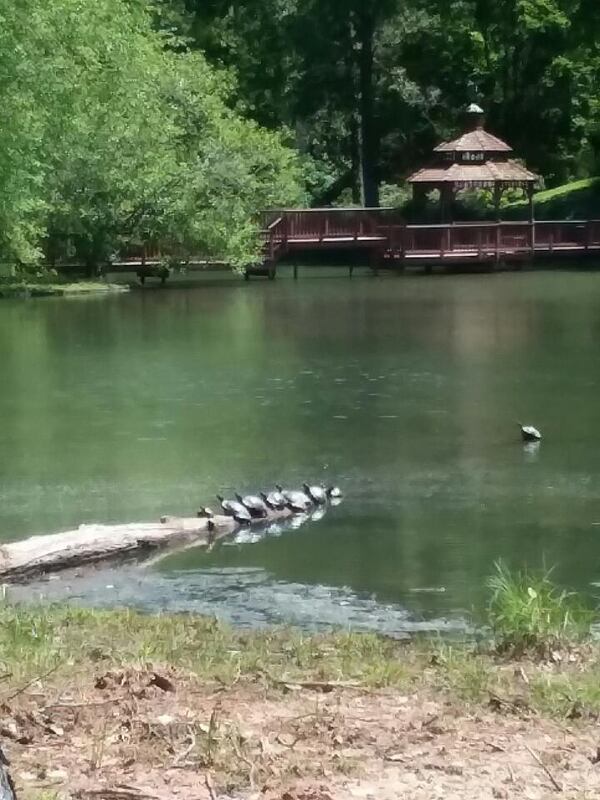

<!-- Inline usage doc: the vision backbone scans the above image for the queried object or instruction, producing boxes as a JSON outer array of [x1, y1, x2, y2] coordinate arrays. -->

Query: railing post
[[586, 220, 590, 251], [495, 222, 501, 262]]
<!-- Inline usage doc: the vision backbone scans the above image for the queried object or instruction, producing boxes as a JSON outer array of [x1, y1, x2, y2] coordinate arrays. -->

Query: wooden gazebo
[[407, 104, 540, 222]]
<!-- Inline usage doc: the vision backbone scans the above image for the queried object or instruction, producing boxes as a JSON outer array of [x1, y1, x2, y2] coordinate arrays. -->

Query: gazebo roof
[[406, 104, 540, 189], [408, 160, 538, 188], [434, 129, 512, 153]]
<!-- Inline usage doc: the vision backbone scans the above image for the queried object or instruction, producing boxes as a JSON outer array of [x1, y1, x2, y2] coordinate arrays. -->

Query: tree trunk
[[349, 117, 362, 204], [354, 8, 379, 208]]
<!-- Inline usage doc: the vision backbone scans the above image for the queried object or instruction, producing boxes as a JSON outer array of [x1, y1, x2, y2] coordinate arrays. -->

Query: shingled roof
[[407, 104, 539, 188], [408, 160, 538, 187], [434, 129, 512, 153]]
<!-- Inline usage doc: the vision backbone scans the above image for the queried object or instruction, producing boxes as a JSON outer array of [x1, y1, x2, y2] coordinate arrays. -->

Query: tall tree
[[0, 0, 305, 270]]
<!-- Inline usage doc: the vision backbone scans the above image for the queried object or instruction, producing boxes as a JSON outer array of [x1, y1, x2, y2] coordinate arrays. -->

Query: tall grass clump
[[487, 560, 594, 656]]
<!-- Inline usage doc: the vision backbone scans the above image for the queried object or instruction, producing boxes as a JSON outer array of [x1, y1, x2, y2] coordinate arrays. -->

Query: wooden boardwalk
[[250, 209, 600, 277]]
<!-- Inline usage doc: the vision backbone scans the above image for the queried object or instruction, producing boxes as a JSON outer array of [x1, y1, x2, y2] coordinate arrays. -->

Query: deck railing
[[261, 210, 600, 261]]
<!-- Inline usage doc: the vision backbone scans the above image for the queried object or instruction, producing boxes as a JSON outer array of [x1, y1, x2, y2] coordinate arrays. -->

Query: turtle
[[235, 493, 268, 518], [303, 483, 327, 504], [197, 506, 215, 519], [261, 490, 287, 510], [276, 484, 312, 513], [216, 494, 252, 524], [326, 486, 343, 499], [519, 423, 542, 443]]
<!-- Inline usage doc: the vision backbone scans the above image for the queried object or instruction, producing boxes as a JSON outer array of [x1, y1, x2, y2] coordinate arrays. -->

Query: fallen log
[[0, 506, 297, 583], [0, 517, 221, 581]]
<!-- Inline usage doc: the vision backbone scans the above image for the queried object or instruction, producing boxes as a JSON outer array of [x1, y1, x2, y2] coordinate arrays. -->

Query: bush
[[487, 560, 593, 656]]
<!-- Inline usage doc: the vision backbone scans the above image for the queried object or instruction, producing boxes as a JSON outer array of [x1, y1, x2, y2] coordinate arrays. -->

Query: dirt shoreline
[[0, 606, 598, 800], [8, 663, 600, 800]]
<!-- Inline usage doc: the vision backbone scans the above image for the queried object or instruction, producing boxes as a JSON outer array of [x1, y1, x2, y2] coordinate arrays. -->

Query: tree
[[0, 0, 306, 270]]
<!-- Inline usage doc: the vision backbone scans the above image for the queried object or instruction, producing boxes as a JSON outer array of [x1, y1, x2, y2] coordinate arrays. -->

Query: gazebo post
[[440, 184, 453, 223], [527, 184, 535, 255], [493, 182, 502, 222]]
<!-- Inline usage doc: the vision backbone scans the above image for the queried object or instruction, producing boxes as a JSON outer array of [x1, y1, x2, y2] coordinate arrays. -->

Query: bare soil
[[5, 665, 599, 800]]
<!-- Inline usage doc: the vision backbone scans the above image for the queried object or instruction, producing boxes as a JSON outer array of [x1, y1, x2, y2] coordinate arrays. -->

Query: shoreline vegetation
[[3, 566, 600, 799], [0, 280, 128, 299]]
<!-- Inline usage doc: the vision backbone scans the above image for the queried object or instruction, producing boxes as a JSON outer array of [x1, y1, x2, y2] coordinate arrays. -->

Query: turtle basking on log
[[235, 493, 269, 519], [216, 495, 252, 524]]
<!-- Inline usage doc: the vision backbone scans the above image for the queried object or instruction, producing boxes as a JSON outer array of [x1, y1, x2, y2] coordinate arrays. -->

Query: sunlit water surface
[[3, 268, 600, 634]]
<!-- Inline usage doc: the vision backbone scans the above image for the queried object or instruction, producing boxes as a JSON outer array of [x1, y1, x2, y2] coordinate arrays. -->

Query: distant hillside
[[505, 178, 600, 220]]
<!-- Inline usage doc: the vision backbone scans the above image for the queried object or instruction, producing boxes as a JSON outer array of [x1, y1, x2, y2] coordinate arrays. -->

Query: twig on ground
[[204, 774, 217, 800], [43, 699, 115, 711], [524, 743, 563, 793], [173, 726, 197, 767], [230, 733, 258, 789], [483, 740, 508, 753], [3, 662, 62, 703], [276, 679, 364, 692], [488, 691, 534, 716]]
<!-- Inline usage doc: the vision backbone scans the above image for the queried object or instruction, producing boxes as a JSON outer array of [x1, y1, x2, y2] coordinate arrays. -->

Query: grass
[[0, 561, 596, 733], [504, 176, 600, 220], [0, 596, 599, 721], [0, 603, 415, 689], [487, 560, 593, 656]]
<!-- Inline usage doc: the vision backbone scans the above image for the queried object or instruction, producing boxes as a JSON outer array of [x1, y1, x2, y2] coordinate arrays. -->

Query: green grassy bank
[[1, 590, 598, 723], [0, 278, 128, 299], [505, 177, 600, 220]]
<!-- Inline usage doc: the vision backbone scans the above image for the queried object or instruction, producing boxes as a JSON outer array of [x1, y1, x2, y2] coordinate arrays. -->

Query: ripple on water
[[9, 565, 471, 638]]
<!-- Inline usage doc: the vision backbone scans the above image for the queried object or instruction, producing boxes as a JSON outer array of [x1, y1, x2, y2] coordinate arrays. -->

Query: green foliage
[[182, 0, 600, 204], [487, 560, 593, 656], [0, 0, 305, 271], [505, 177, 600, 219]]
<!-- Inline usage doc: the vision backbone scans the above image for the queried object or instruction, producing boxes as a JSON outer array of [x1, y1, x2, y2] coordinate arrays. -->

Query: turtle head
[[302, 483, 310, 493], [275, 484, 283, 492], [260, 491, 268, 502], [235, 493, 244, 503], [216, 494, 224, 503]]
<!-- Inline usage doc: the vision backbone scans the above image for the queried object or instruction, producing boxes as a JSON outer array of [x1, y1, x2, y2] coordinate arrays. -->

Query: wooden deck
[[251, 209, 600, 277]]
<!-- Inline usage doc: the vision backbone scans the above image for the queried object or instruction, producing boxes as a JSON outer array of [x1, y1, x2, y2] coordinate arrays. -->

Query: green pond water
[[2, 268, 600, 633]]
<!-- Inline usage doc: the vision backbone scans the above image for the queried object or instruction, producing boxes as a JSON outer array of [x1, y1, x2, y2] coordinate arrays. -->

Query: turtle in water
[[326, 486, 343, 499], [303, 483, 328, 504], [276, 484, 312, 513], [261, 490, 287, 510], [519, 423, 542, 443], [216, 494, 252, 524], [235, 493, 268, 518]]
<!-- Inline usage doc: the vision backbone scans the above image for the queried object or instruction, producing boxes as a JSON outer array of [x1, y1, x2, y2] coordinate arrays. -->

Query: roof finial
[[466, 103, 485, 131]]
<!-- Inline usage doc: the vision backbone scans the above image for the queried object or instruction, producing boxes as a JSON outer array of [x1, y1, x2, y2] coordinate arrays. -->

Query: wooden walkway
[[250, 209, 600, 277]]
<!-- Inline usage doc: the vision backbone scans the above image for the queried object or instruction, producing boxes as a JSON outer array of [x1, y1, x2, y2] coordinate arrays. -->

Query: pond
[[2, 267, 600, 634]]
